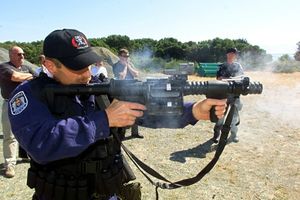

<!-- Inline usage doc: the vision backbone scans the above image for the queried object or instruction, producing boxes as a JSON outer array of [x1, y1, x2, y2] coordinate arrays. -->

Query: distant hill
[[0, 47, 9, 62], [92, 47, 119, 77], [92, 47, 118, 66]]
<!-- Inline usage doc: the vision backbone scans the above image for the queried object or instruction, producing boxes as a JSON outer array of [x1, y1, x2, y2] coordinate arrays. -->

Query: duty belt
[[27, 136, 124, 200], [27, 156, 124, 200]]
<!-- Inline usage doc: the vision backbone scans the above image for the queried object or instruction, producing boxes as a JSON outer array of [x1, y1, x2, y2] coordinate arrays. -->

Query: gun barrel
[[183, 80, 263, 99], [44, 75, 263, 104], [248, 81, 263, 94]]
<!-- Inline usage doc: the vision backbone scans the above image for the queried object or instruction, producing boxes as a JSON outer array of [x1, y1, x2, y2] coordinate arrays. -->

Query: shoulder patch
[[9, 91, 28, 115]]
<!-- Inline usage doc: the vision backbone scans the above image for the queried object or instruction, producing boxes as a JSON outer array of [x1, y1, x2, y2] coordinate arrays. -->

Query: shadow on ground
[[169, 136, 236, 163]]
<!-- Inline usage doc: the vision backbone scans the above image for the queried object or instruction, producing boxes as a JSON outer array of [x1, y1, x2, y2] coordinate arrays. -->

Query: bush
[[272, 54, 300, 73]]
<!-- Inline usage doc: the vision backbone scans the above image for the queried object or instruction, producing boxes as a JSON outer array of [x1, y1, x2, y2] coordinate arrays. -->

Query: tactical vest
[[217, 62, 242, 78], [27, 75, 135, 200]]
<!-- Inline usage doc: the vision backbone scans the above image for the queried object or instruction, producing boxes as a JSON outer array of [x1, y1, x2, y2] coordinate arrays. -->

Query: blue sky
[[0, 0, 299, 54]]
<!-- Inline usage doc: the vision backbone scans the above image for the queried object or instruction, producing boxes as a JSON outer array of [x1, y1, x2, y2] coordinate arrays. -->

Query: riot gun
[[43, 74, 263, 191], [44, 74, 263, 125]]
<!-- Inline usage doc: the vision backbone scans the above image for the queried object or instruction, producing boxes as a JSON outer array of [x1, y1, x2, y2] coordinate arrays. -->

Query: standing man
[[8, 29, 226, 200], [212, 48, 244, 143], [112, 48, 143, 138], [113, 48, 138, 80], [0, 46, 36, 178]]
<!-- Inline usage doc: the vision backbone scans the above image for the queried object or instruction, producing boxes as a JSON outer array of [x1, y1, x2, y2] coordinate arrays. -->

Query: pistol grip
[[206, 94, 227, 123], [210, 106, 219, 123]]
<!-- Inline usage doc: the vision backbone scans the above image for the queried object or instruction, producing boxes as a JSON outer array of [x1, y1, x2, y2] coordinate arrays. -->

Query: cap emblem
[[71, 35, 89, 49]]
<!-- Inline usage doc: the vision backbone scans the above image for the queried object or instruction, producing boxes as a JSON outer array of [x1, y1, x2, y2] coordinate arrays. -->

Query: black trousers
[[19, 146, 28, 158]]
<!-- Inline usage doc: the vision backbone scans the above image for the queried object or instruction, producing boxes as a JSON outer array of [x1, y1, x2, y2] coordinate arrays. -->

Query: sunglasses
[[17, 53, 25, 56]]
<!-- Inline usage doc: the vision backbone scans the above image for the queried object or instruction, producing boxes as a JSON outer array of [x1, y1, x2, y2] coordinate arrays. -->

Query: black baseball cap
[[43, 29, 101, 71], [226, 48, 239, 54]]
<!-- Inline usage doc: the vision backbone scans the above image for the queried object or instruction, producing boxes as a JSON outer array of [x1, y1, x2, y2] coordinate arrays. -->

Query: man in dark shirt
[[212, 48, 244, 143], [113, 48, 139, 80], [112, 48, 143, 138], [0, 46, 36, 178]]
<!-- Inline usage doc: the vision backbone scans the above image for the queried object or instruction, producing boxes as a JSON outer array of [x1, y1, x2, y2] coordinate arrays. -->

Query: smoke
[[131, 47, 153, 60], [131, 47, 181, 74], [238, 51, 272, 71], [238, 51, 300, 74], [250, 72, 300, 129], [128, 48, 300, 130], [130, 47, 160, 72]]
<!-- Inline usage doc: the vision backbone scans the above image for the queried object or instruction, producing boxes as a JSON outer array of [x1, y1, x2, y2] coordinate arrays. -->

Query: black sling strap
[[111, 104, 236, 199]]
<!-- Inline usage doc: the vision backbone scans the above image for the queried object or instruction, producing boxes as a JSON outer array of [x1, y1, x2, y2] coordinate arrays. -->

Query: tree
[[104, 35, 130, 52], [294, 42, 300, 61], [89, 38, 109, 48], [155, 38, 185, 60], [0, 41, 43, 65], [273, 54, 300, 73], [131, 38, 156, 52], [279, 54, 292, 62], [0, 36, 274, 70]]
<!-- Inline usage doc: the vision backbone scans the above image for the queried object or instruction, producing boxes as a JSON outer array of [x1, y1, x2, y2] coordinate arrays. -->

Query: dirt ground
[[0, 71, 299, 200]]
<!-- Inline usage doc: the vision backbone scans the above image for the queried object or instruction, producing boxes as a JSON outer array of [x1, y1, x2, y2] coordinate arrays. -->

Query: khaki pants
[[2, 100, 17, 167]]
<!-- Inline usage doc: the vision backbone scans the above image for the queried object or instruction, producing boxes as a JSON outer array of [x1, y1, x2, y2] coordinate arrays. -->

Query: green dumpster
[[196, 63, 221, 77]]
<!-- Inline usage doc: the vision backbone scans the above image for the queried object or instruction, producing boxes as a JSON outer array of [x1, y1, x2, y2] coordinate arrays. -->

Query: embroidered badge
[[9, 91, 28, 115], [71, 35, 89, 49]]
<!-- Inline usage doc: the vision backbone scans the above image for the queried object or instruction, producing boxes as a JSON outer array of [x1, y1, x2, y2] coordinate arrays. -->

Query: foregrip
[[182, 77, 263, 122], [183, 78, 263, 98]]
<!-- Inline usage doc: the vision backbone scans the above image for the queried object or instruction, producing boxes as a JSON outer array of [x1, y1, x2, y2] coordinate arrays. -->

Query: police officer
[[212, 47, 244, 143], [8, 29, 227, 200]]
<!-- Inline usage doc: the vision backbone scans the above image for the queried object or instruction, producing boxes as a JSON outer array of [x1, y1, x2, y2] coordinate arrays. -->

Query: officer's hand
[[105, 99, 146, 127], [192, 98, 227, 120]]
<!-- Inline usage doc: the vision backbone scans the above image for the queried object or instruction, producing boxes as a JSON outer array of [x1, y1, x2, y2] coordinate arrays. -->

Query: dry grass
[[1, 72, 299, 200]]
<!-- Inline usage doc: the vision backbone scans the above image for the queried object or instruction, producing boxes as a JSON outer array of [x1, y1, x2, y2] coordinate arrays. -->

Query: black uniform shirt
[[216, 62, 244, 79], [0, 61, 36, 99]]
